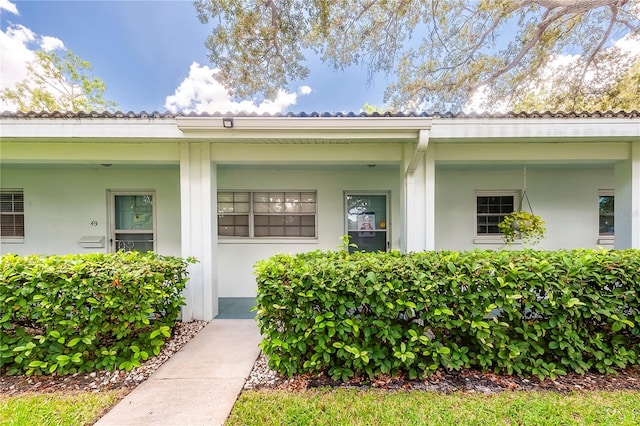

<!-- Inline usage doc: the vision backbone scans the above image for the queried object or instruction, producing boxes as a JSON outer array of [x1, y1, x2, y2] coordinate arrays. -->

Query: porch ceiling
[[175, 116, 431, 144], [217, 163, 400, 171], [436, 161, 616, 170], [0, 162, 179, 170]]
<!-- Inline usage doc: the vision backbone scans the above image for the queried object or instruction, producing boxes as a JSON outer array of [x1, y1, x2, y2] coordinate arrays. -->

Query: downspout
[[406, 129, 430, 176]]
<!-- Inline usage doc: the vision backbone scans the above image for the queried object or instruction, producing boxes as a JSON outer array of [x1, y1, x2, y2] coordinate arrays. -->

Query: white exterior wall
[[0, 167, 181, 256], [435, 167, 615, 250], [217, 166, 402, 297], [614, 142, 640, 249]]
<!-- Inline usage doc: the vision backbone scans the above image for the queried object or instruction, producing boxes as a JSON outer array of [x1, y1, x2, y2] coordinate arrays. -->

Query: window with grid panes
[[1, 189, 25, 239], [476, 191, 517, 236], [217, 191, 316, 238], [217, 192, 250, 237]]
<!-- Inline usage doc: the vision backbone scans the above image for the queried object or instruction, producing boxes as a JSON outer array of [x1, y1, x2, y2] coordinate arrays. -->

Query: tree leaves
[[0, 50, 117, 113], [195, 0, 639, 112]]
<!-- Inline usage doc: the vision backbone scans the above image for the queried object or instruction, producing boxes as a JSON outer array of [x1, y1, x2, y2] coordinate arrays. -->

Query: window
[[476, 191, 517, 236], [598, 190, 614, 237], [1, 189, 25, 239], [217, 192, 250, 237], [217, 191, 316, 238]]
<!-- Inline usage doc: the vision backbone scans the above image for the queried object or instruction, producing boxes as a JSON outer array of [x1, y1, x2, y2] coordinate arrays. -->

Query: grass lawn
[[227, 389, 640, 426], [0, 390, 127, 426]]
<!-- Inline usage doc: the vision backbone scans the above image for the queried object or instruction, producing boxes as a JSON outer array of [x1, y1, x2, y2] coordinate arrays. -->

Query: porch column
[[615, 141, 640, 249], [180, 142, 218, 320], [424, 146, 436, 251], [405, 129, 434, 252]]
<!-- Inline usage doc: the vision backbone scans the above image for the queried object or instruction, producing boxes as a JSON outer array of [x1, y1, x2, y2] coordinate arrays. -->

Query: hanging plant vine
[[498, 167, 546, 245]]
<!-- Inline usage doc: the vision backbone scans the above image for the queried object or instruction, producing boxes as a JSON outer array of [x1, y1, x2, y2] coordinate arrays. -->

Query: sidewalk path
[[95, 319, 262, 426]]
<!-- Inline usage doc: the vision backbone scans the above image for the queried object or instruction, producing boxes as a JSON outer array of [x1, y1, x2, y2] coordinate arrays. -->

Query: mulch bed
[[251, 357, 640, 394], [4, 348, 640, 396]]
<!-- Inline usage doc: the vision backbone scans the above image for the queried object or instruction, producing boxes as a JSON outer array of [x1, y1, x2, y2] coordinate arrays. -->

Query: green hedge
[[0, 251, 194, 375], [255, 249, 640, 380]]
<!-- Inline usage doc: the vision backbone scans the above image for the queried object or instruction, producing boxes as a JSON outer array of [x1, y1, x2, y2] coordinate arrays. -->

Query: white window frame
[[598, 189, 614, 245], [474, 190, 519, 244], [0, 189, 25, 243], [217, 190, 317, 240]]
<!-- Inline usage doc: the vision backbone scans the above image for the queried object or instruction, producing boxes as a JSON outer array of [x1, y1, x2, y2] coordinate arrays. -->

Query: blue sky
[[0, 0, 390, 114], [2, 1, 638, 114]]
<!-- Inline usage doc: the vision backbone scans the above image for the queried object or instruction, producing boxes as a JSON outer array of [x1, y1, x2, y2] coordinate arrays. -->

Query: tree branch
[[582, 6, 618, 78], [263, 0, 284, 62], [430, 0, 451, 56], [614, 18, 639, 33], [471, 6, 567, 91]]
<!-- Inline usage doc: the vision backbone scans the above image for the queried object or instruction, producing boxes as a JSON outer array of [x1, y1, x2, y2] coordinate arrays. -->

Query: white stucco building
[[1, 110, 639, 320]]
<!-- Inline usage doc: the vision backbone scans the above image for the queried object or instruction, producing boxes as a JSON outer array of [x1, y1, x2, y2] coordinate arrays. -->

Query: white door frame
[[344, 191, 390, 252], [107, 190, 157, 252]]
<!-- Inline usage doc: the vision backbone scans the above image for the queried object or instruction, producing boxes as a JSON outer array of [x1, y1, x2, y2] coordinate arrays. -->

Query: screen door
[[109, 192, 155, 252], [345, 192, 389, 253]]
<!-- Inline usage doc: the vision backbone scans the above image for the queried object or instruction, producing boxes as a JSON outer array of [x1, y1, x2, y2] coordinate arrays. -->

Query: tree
[[1, 50, 117, 112], [362, 102, 396, 114], [194, 0, 639, 112], [514, 55, 640, 111]]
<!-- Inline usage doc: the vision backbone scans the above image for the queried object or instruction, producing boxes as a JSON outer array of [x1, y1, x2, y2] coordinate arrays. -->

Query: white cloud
[[299, 85, 312, 95], [615, 33, 640, 56], [0, 10, 67, 110], [0, 24, 37, 93], [165, 62, 309, 114], [464, 85, 508, 114], [40, 35, 65, 52], [0, 0, 18, 14]]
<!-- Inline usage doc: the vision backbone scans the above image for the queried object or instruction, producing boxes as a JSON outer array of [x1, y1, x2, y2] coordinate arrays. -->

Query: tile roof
[[1, 110, 639, 119]]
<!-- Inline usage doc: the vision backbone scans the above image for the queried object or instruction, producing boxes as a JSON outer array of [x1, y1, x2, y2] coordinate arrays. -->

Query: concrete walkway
[[95, 319, 262, 426]]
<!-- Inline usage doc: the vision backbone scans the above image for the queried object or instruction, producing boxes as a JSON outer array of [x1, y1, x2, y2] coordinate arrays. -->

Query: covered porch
[[2, 113, 639, 321]]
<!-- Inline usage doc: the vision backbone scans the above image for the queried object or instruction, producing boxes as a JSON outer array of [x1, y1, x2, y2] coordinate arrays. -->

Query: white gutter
[[429, 117, 640, 140], [176, 116, 433, 132]]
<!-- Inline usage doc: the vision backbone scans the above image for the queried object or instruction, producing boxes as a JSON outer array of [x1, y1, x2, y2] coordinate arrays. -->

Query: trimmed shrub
[[0, 251, 194, 375], [254, 249, 640, 380]]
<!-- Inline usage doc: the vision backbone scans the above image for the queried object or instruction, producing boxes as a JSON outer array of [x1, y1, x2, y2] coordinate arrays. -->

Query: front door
[[345, 192, 389, 253], [109, 191, 156, 252]]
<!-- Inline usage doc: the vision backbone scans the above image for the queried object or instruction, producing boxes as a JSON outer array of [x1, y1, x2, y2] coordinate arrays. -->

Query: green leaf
[[566, 298, 585, 307], [437, 347, 451, 355], [68, 337, 82, 347]]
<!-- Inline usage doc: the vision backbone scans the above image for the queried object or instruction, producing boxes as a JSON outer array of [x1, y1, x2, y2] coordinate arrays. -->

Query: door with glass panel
[[345, 193, 389, 253], [109, 192, 155, 252]]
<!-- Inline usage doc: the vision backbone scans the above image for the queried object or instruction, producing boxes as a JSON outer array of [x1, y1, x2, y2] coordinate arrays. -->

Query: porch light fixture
[[222, 117, 234, 128]]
